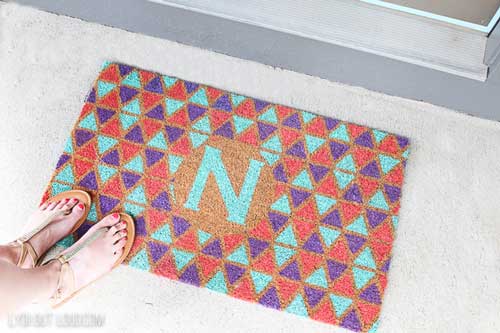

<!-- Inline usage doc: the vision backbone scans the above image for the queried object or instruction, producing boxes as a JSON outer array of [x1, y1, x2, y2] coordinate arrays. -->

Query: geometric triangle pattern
[[41, 62, 410, 333]]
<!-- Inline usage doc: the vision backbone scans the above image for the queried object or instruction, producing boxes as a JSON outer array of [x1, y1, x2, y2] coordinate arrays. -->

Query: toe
[[47, 201, 59, 210], [97, 213, 121, 228], [112, 230, 127, 243], [61, 198, 78, 211], [39, 201, 50, 210], [56, 198, 69, 209], [113, 246, 124, 257]]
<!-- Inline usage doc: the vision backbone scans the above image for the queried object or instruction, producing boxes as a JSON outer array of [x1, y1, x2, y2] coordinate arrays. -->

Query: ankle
[[0, 244, 21, 266], [40, 260, 62, 300]]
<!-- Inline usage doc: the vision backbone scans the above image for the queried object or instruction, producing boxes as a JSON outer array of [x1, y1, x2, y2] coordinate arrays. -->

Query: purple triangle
[[225, 263, 245, 285], [202, 239, 222, 258], [165, 125, 185, 143], [144, 76, 163, 94], [354, 131, 374, 148], [257, 122, 277, 140], [304, 286, 325, 308], [282, 113, 301, 129], [184, 81, 199, 94], [121, 171, 140, 189], [397, 135, 409, 149], [56, 154, 70, 169], [179, 264, 200, 287], [125, 125, 144, 143], [340, 310, 362, 332], [213, 94, 232, 112], [75, 221, 92, 240], [86, 88, 96, 103], [135, 216, 147, 236], [303, 233, 324, 254], [279, 261, 301, 281], [148, 241, 168, 263], [75, 129, 94, 147], [146, 104, 164, 120], [99, 195, 119, 215], [309, 164, 329, 182], [321, 209, 342, 228], [172, 216, 190, 236], [360, 284, 381, 304], [290, 188, 311, 207], [273, 164, 288, 183], [152, 191, 171, 212], [187, 104, 207, 121], [327, 260, 347, 281], [259, 286, 280, 309], [345, 234, 366, 254], [343, 184, 363, 203], [268, 212, 288, 232], [366, 209, 387, 228], [78, 171, 98, 191], [253, 99, 269, 113], [248, 238, 269, 258], [381, 258, 391, 272], [329, 141, 349, 160], [214, 122, 234, 139], [286, 141, 306, 159], [119, 86, 138, 103], [96, 107, 115, 124], [145, 149, 164, 167], [102, 149, 120, 166], [325, 118, 340, 130], [118, 64, 133, 76], [360, 161, 380, 178], [384, 184, 401, 203]]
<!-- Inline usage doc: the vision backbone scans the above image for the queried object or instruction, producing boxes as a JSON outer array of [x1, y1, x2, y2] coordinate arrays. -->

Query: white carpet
[[0, 3, 499, 332]]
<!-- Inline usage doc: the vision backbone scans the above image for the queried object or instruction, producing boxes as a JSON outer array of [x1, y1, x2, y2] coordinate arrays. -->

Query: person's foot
[[57, 213, 128, 292], [12, 198, 85, 268]]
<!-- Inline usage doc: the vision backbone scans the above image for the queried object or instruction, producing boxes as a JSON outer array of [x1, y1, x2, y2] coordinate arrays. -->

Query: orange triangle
[[142, 91, 164, 111], [237, 126, 258, 146], [352, 147, 375, 168], [332, 272, 355, 297], [306, 117, 327, 137], [80, 103, 94, 118], [295, 200, 318, 221], [311, 299, 337, 324], [206, 86, 223, 102], [170, 136, 191, 155], [101, 118, 121, 137], [274, 183, 288, 198], [148, 160, 169, 179], [359, 177, 379, 199], [357, 302, 380, 327], [293, 219, 315, 242], [249, 219, 273, 241], [234, 99, 256, 118], [317, 176, 338, 198], [328, 238, 349, 263], [253, 250, 275, 274], [120, 141, 142, 162], [210, 109, 232, 128], [378, 273, 387, 293], [99, 64, 120, 83], [167, 109, 188, 127], [347, 123, 366, 139], [166, 81, 187, 101], [145, 208, 169, 232], [144, 178, 165, 198], [340, 202, 363, 223], [283, 157, 304, 178], [276, 105, 294, 120], [386, 165, 404, 186], [276, 277, 300, 304], [370, 240, 391, 264], [102, 175, 123, 199], [153, 253, 177, 279], [142, 118, 163, 139], [280, 127, 301, 147], [174, 230, 198, 252], [223, 234, 244, 254], [198, 255, 221, 279], [372, 221, 393, 244], [310, 146, 332, 166], [378, 136, 399, 154], [299, 250, 323, 276], [231, 277, 254, 301], [73, 158, 94, 178], [391, 202, 401, 215], [139, 70, 156, 86], [99, 90, 119, 109], [75, 141, 97, 160]]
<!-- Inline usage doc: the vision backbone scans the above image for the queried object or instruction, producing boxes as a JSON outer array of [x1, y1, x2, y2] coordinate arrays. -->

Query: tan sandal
[[12, 190, 91, 268], [49, 213, 135, 308]]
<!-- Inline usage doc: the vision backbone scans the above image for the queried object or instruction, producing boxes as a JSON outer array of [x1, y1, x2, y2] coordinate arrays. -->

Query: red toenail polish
[[64, 198, 70, 203], [112, 213, 119, 219], [77, 203, 84, 209]]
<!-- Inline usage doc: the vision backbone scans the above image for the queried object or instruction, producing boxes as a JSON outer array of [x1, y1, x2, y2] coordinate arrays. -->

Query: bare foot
[[12, 198, 85, 268]]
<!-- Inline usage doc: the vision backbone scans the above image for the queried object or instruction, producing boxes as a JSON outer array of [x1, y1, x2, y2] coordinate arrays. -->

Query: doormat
[[42, 62, 410, 332]]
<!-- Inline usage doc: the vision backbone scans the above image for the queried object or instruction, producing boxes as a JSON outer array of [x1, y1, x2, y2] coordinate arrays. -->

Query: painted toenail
[[77, 203, 84, 209], [112, 213, 119, 219], [64, 198, 70, 203]]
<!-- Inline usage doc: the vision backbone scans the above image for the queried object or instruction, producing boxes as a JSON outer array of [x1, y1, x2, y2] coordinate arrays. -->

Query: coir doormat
[[43, 62, 410, 332]]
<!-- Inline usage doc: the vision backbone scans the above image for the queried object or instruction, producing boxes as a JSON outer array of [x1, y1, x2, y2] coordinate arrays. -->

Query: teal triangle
[[55, 165, 74, 184], [354, 247, 376, 269], [352, 267, 375, 289], [250, 270, 272, 294], [372, 129, 387, 143], [305, 267, 328, 288], [369, 190, 389, 210], [129, 249, 150, 271], [274, 245, 296, 267], [56, 234, 74, 249], [227, 245, 249, 265], [119, 113, 138, 130], [233, 115, 254, 134], [122, 98, 141, 115], [172, 248, 194, 270], [79, 112, 97, 131], [276, 225, 297, 247], [369, 320, 380, 333], [189, 132, 209, 148], [319, 226, 341, 247], [330, 294, 352, 317], [261, 135, 282, 152], [379, 154, 400, 174], [97, 135, 118, 154], [301, 111, 316, 124], [197, 229, 211, 245], [122, 71, 141, 88], [334, 170, 354, 190], [231, 93, 246, 107], [165, 98, 185, 115], [271, 195, 291, 214], [330, 124, 350, 142], [189, 88, 209, 106], [101, 60, 112, 70], [260, 151, 279, 166], [162, 75, 177, 88], [124, 156, 144, 174], [336, 154, 356, 172], [97, 80, 116, 98], [206, 271, 228, 294], [98, 164, 117, 183], [124, 202, 145, 216], [126, 185, 147, 204], [63, 137, 73, 154], [314, 194, 336, 215], [292, 170, 313, 190], [402, 149, 410, 159], [168, 155, 183, 174], [305, 134, 325, 154], [346, 215, 368, 236], [147, 132, 167, 150], [392, 216, 399, 229], [285, 294, 308, 317], [87, 203, 98, 222], [151, 224, 172, 244], [51, 182, 71, 196], [258, 107, 278, 124], [192, 115, 211, 133]]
